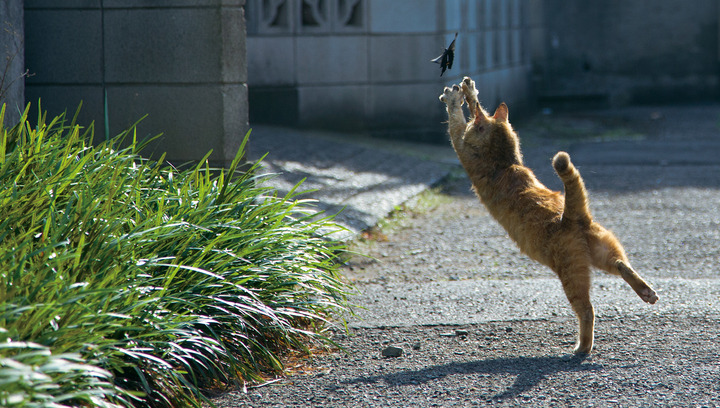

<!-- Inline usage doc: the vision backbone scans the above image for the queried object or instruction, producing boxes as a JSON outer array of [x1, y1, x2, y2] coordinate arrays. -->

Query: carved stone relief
[[247, 0, 365, 35]]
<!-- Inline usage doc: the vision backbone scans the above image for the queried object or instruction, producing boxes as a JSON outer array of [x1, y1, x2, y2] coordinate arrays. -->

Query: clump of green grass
[[0, 104, 350, 407]]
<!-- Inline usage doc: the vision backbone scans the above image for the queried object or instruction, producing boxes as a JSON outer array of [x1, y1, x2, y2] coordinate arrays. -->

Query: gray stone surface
[[222, 83, 249, 162], [539, 0, 720, 103], [246, 0, 533, 135], [221, 5, 247, 83], [24, 0, 100, 8], [103, 0, 244, 7], [0, 0, 25, 125], [368, 0, 440, 33], [246, 37, 295, 86], [24, 9, 103, 84], [108, 85, 224, 162], [23, 2, 248, 167], [104, 8, 223, 83], [296, 36, 369, 84], [297, 85, 369, 129], [369, 34, 439, 82], [24, 85, 104, 129], [368, 82, 447, 129]]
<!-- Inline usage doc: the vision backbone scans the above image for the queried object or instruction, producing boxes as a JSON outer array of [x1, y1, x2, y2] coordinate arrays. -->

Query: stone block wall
[[0, 0, 25, 125], [24, 0, 248, 167], [20, 0, 718, 151], [246, 0, 534, 142], [538, 0, 720, 106]]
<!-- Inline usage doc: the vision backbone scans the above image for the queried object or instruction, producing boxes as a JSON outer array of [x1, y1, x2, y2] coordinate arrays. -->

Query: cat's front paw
[[439, 84, 463, 108], [461, 76, 479, 99]]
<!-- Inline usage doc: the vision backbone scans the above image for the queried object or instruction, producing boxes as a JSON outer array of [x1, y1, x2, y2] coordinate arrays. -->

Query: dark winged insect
[[431, 32, 457, 76]]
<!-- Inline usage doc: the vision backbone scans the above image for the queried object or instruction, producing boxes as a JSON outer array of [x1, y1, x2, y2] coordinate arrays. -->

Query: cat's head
[[461, 101, 522, 167]]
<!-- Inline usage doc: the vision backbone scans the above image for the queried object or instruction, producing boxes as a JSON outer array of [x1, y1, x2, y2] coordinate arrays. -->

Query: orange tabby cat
[[439, 77, 658, 354]]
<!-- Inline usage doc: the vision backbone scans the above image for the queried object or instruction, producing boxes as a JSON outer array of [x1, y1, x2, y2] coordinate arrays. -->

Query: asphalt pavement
[[214, 104, 720, 407]]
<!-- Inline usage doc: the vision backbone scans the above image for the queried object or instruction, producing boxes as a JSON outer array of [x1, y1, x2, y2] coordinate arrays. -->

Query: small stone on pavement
[[381, 346, 403, 357]]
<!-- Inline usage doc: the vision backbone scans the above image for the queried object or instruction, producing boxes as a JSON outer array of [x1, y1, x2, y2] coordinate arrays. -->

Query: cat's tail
[[553, 151, 592, 226]]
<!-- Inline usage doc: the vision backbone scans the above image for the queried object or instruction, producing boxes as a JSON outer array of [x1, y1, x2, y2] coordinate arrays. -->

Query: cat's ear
[[473, 102, 488, 125], [493, 103, 509, 122]]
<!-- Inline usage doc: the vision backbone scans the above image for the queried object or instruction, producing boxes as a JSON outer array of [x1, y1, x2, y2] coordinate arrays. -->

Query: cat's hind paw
[[573, 343, 593, 355], [639, 287, 659, 304]]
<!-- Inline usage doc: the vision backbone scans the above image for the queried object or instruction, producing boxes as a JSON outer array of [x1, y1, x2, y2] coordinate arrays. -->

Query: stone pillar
[[0, 0, 24, 126], [24, 0, 249, 168]]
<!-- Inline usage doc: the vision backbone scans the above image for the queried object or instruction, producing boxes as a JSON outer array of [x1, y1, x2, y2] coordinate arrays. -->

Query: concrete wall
[[538, 0, 720, 106], [24, 0, 248, 167], [22, 0, 718, 152], [0, 0, 25, 125], [246, 0, 534, 142]]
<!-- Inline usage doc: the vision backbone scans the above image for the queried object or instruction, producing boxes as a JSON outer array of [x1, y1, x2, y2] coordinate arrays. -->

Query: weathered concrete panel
[[104, 0, 243, 7], [222, 83, 249, 163], [540, 0, 720, 104], [484, 30, 496, 69], [247, 37, 295, 86], [24, 9, 103, 84], [368, 0, 439, 33], [22, 2, 248, 167], [483, 0, 494, 28], [472, 65, 532, 113], [465, 0, 478, 31], [0, 0, 25, 125], [24, 0, 100, 8], [369, 82, 444, 129], [222, 5, 247, 83], [511, 29, 522, 63], [370, 34, 439, 82], [461, 31, 480, 73], [498, 29, 510, 66], [108, 85, 224, 164], [510, 0, 522, 27], [248, 86, 298, 126], [245, 0, 534, 137], [297, 36, 368, 84], [526, 0, 544, 27], [104, 8, 222, 83], [297, 85, 368, 129], [444, 0, 462, 31], [24, 85, 104, 131]]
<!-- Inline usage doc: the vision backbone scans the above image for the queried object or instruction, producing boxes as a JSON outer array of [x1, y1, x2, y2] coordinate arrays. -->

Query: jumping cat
[[439, 77, 658, 354]]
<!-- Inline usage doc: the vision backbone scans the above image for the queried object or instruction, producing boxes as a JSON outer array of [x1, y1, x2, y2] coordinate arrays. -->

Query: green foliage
[[0, 104, 350, 407]]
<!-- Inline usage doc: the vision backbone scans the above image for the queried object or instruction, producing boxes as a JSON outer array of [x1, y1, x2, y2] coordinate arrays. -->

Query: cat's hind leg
[[556, 260, 595, 354], [616, 260, 658, 304], [588, 224, 659, 304]]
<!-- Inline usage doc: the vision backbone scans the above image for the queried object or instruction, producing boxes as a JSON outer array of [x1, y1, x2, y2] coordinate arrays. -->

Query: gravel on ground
[[210, 105, 720, 407]]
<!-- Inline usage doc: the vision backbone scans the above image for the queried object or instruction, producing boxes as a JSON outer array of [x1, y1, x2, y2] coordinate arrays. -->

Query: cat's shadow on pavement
[[342, 354, 605, 401]]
